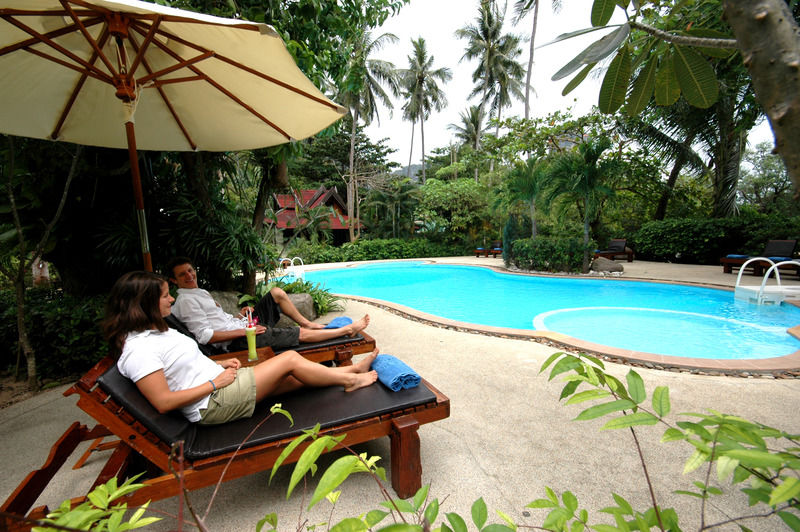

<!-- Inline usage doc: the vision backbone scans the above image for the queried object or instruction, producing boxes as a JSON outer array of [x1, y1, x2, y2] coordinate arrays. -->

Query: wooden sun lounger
[[1, 352, 450, 531]]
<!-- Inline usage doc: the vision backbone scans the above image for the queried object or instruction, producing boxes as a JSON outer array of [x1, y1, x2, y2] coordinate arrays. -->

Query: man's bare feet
[[346, 315, 370, 337], [351, 348, 378, 373], [344, 370, 378, 392]]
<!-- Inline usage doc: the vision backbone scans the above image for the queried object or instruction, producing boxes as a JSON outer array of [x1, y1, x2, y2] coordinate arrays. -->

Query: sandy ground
[[2, 258, 799, 531]]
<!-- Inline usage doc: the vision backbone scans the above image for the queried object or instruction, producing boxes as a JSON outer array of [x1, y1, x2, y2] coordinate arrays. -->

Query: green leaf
[[565, 389, 612, 405], [672, 45, 718, 108], [778, 511, 800, 530], [482, 525, 515, 532], [364, 510, 389, 528], [601, 412, 658, 430], [446, 512, 468, 532], [684, 448, 709, 474], [575, 399, 635, 421], [471, 498, 488, 529], [722, 449, 785, 469], [413, 485, 430, 511], [552, 25, 630, 81], [287, 436, 339, 499], [542, 508, 571, 531], [654, 52, 680, 106], [330, 517, 368, 532], [271, 429, 314, 483], [381, 499, 414, 513], [496, 509, 516, 531], [651, 386, 670, 417], [270, 403, 294, 426], [626, 57, 657, 116], [562, 64, 595, 96], [308, 455, 360, 509], [675, 490, 706, 499], [562, 491, 578, 513], [716, 455, 739, 482], [591, 0, 617, 27], [548, 356, 582, 381], [625, 370, 645, 404], [526, 499, 558, 509], [424, 498, 440, 525], [540, 353, 563, 373], [560, 380, 581, 400], [769, 477, 800, 506], [612, 493, 633, 515], [256, 512, 278, 532], [599, 47, 632, 113]]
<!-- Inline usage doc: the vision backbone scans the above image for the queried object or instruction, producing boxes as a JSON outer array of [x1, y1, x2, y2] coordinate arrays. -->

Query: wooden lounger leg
[[1, 422, 106, 521], [390, 415, 422, 499]]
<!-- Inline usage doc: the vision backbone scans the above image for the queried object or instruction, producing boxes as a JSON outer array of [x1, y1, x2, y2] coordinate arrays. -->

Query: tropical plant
[[506, 157, 549, 238], [543, 136, 620, 273], [448, 106, 490, 183], [399, 37, 452, 184], [738, 141, 797, 216], [512, 0, 562, 120], [338, 29, 401, 241]]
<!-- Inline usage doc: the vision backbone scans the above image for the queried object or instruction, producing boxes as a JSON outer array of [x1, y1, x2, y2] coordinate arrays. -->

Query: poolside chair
[[1, 352, 450, 529], [593, 239, 634, 262], [720, 239, 798, 277], [164, 314, 375, 366]]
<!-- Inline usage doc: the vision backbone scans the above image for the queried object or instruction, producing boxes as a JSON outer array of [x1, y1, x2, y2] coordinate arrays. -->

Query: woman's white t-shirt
[[117, 328, 223, 422]]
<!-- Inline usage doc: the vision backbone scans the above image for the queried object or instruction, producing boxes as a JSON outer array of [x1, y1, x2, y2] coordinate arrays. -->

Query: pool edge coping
[[309, 259, 800, 378]]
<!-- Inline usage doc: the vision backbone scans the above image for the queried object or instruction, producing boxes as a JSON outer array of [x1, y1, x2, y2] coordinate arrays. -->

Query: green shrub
[[632, 214, 800, 264], [287, 238, 463, 264], [0, 288, 108, 380], [510, 237, 589, 273]]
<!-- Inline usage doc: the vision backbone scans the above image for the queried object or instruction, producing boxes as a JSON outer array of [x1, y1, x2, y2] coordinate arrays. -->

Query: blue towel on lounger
[[370, 354, 421, 392], [325, 316, 352, 329]]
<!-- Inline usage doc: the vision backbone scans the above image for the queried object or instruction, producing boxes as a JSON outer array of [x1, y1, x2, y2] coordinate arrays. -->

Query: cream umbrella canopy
[[0, 0, 346, 270]]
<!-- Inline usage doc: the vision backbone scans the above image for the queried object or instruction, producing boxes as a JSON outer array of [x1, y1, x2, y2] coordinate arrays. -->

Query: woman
[[103, 271, 378, 425]]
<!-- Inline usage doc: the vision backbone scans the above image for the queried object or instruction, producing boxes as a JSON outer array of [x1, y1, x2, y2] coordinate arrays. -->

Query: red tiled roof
[[270, 187, 357, 230]]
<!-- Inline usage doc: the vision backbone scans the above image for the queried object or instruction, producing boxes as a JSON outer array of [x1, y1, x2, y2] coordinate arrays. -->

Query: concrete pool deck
[[2, 258, 800, 531], [306, 256, 800, 376]]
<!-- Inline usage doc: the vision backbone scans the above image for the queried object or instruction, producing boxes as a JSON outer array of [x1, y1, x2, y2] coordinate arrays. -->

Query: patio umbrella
[[0, 0, 346, 271]]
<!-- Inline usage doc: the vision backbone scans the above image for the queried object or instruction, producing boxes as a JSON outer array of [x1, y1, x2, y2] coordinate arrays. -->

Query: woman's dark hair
[[103, 271, 169, 358]]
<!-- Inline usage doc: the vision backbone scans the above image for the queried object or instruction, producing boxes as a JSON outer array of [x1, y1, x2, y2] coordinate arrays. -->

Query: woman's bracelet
[[209, 379, 216, 392]]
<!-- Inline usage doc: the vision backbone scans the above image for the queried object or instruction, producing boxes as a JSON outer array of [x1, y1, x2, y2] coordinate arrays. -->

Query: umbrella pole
[[125, 120, 153, 272]]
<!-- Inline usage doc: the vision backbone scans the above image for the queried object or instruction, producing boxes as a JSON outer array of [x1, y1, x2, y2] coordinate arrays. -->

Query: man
[[166, 256, 369, 352]]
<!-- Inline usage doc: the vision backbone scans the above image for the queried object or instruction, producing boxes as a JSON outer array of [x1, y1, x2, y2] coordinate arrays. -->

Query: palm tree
[[456, 2, 524, 171], [507, 157, 548, 238], [400, 37, 452, 185], [544, 136, 619, 273], [512, 0, 562, 120], [448, 105, 489, 182], [338, 30, 400, 241]]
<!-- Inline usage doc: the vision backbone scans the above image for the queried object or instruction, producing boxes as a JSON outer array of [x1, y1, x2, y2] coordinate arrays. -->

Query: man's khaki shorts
[[198, 366, 256, 425]]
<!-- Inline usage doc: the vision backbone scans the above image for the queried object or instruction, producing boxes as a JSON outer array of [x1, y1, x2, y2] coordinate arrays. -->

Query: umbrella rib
[[60, 0, 117, 77], [127, 15, 161, 77], [52, 28, 112, 141], [126, 29, 198, 150], [0, 14, 113, 84], [132, 21, 342, 113], [129, 22, 293, 141], [137, 51, 214, 85]]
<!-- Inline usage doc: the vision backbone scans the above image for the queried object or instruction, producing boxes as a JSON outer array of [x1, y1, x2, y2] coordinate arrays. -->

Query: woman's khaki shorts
[[198, 367, 256, 425]]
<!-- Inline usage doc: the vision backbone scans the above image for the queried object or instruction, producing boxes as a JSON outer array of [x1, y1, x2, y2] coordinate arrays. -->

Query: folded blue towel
[[370, 354, 420, 392], [325, 316, 353, 329], [726, 254, 749, 259]]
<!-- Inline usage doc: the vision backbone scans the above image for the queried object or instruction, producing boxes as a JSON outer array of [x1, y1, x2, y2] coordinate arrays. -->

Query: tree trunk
[[530, 200, 537, 239], [524, 2, 540, 120], [407, 121, 415, 179], [711, 94, 743, 217], [348, 107, 359, 242], [179, 152, 213, 214], [15, 277, 37, 390], [420, 116, 426, 184], [654, 150, 688, 220], [582, 193, 591, 273], [723, 0, 800, 197]]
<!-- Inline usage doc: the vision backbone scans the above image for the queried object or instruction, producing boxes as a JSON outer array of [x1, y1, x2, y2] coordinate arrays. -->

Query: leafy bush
[[632, 214, 800, 264], [510, 237, 589, 273], [287, 238, 463, 264], [0, 288, 107, 380], [242, 278, 344, 316]]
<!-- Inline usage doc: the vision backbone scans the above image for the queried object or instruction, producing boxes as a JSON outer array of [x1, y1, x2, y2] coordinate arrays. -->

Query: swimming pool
[[304, 261, 800, 361]]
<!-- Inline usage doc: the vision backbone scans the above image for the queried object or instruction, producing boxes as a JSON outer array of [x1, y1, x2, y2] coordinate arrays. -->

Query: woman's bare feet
[[351, 348, 378, 373], [344, 370, 378, 392], [346, 315, 370, 336]]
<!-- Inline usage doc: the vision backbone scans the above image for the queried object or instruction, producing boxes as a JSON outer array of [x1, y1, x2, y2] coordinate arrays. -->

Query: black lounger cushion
[[97, 364, 435, 460]]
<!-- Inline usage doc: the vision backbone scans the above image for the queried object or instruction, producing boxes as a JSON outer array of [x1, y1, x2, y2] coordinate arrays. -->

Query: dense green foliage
[[0, 288, 107, 380], [632, 213, 800, 264], [288, 238, 463, 264], [510, 237, 590, 273]]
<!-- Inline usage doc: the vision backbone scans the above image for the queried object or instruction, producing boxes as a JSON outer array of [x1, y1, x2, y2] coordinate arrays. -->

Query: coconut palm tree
[[338, 30, 400, 241], [512, 0, 562, 120], [456, 2, 524, 171], [507, 157, 548, 238], [400, 37, 452, 185], [448, 105, 489, 182], [544, 136, 620, 273]]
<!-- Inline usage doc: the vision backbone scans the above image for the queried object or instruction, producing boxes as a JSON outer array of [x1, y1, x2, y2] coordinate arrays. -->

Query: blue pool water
[[304, 262, 800, 360]]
